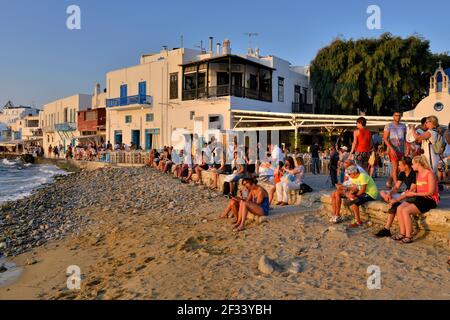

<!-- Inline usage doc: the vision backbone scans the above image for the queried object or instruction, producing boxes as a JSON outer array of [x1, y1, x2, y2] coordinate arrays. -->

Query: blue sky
[[0, 0, 449, 107]]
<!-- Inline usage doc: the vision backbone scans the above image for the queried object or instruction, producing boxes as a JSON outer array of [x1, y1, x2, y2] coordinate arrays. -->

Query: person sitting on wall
[[375, 156, 416, 238], [268, 161, 284, 205], [194, 148, 210, 185], [345, 165, 379, 228], [220, 178, 270, 232], [180, 152, 194, 184], [209, 150, 232, 189], [275, 157, 304, 206], [172, 149, 184, 178], [222, 151, 246, 196], [158, 147, 170, 172], [329, 159, 369, 224], [391, 155, 439, 244]]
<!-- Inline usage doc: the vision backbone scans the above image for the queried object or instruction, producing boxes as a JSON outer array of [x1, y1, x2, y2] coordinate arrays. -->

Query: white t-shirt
[[271, 145, 284, 164], [171, 151, 181, 165], [421, 129, 439, 173]]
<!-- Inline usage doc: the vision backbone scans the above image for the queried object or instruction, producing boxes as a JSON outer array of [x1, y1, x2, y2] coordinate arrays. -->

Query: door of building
[[131, 130, 141, 149], [145, 131, 153, 150], [114, 130, 123, 146]]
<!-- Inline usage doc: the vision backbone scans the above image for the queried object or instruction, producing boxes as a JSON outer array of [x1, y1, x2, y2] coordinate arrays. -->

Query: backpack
[[431, 129, 446, 155], [298, 183, 313, 195]]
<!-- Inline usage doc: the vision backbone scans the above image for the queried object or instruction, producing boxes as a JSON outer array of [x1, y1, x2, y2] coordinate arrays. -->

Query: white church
[[404, 63, 450, 126]]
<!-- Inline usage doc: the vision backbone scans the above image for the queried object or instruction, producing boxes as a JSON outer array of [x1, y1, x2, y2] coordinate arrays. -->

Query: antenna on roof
[[194, 40, 205, 53], [244, 32, 258, 54], [180, 35, 184, 48]]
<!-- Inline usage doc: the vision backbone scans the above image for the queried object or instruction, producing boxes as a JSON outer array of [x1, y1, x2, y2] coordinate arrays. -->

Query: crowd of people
[[329, 111, 448, 244], [143, 111, 449, 242]]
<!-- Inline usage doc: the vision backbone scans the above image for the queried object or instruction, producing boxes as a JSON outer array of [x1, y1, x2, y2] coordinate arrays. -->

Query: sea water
[[0, 158, 68, 204]]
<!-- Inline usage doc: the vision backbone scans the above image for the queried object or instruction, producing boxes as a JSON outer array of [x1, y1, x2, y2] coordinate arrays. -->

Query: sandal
[[391, 234, 406, 241], [400, 237, 413, 244]]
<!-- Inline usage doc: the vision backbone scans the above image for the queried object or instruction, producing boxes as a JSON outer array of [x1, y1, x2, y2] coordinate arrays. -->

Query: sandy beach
[[0, 166, 449, 300]]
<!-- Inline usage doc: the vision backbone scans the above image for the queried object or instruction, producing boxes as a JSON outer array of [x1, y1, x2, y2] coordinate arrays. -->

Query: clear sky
[[0, 0, 448, 107]]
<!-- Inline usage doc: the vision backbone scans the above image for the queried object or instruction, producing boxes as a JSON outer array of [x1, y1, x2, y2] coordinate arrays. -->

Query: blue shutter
[[139, 81, 146, 104], [120, 85, 127, 105]]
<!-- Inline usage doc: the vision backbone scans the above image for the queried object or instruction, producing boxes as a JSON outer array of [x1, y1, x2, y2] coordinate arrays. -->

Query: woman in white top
[[410, 115, 440, 174], [276, 156, 305, 206]]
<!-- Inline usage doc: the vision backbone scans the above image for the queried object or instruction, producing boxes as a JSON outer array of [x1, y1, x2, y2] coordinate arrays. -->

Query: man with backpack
[[409, 115, 445, 175]]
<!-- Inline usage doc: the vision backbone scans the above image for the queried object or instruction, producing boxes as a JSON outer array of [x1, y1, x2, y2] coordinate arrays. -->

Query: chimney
[[94, 83, 101, 96], [247, 47, 254, 55], [209, 37, 214, 54], [216, 42, 221, 55], [255, 48, 260, 57], [222, 39, 231, 55]]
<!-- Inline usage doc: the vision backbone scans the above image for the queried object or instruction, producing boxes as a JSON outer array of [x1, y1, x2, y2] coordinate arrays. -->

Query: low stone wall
[[320, 193, 450, 243], [66, 160, 111, 171]]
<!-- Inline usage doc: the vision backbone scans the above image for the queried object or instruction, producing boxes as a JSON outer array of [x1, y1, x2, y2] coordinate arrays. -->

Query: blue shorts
[[261, 197, 270, 216]]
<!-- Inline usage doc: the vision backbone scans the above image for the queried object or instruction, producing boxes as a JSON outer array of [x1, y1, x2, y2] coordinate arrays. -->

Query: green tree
[[310, 33, 449, 115]]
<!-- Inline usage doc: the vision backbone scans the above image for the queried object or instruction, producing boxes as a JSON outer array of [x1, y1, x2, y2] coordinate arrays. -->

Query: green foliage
[[311, 33, 449, 115]]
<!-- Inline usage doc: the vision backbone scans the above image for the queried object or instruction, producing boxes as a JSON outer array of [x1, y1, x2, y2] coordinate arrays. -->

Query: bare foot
[[219, 214, 227, 219], [235, 225, 245, 232]]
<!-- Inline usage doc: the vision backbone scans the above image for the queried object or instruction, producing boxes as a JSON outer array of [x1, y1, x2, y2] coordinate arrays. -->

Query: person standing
[[329, 145, 339, 186], [338, 146, 350, 183], [349, 117, 372, 172], [310, 143, 320, 175], [410, 115, 440, 175], [383, 111, 407, 188]]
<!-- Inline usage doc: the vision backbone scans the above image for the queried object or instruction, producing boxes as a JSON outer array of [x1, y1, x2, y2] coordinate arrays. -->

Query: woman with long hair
[[392, 155, 439, 243], [275, 156, 304, 206]]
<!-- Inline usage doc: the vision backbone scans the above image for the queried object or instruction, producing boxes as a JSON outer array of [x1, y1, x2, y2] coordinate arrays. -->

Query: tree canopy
[[310, 33, 449, 115]]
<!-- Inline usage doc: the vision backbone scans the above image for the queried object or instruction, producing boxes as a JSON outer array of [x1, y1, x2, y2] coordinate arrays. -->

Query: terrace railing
[[182, 85, 272, 102], [106, 95, 152, 108], [54, 122, 77, 132]]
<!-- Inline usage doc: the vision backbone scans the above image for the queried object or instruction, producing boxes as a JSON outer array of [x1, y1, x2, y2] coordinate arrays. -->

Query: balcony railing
[[182, 85, 272, 102], [54, 122, 77, 132], [292, 102, 313, 113], [106, 95, 152, 108]]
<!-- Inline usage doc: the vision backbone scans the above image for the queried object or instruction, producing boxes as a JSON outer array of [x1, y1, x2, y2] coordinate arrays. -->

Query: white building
[[11, 114, 43, 146], [41, 94, 92, 156], [404, 64, 450, 126], [0, 101, 40, 126], [0, 101, 41, 148], [104, 39, 313, 149]]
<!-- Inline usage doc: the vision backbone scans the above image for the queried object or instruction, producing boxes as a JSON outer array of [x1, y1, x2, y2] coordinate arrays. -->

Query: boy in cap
[[345, 165, 379, 227]]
